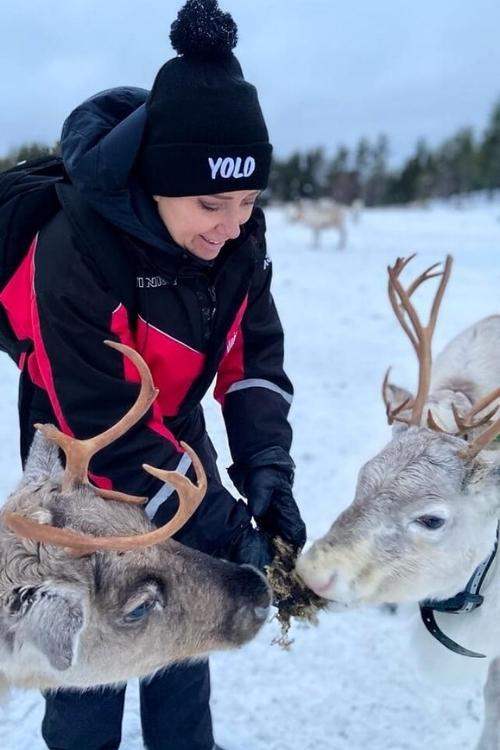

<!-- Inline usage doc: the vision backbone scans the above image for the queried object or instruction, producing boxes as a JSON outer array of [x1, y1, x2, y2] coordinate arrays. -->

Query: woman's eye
[[416, 515, 446, 530], [200, 202, 219, 212], [124, 599, 155, 623]]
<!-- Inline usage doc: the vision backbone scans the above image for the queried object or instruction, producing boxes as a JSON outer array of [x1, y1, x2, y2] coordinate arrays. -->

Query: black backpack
[[0, 155, 136, 364]]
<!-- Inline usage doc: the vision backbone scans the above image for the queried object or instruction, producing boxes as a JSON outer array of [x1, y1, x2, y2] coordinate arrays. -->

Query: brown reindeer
[[0, 341, 270, 691]]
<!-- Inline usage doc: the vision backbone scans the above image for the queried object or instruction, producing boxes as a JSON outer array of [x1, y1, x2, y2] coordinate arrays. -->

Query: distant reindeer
[[0, 341, 270, 692], [289, 199, 347, 250], [296, 256, 500, 750]]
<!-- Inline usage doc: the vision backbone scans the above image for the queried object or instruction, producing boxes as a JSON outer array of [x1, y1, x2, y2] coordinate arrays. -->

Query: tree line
[[1, 98, 500, 206], [0, 142, 60, 173], [269, 99, 500, 206]]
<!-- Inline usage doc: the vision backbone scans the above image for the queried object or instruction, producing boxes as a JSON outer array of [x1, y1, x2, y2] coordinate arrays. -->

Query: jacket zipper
[[195, 282, 217, 344]]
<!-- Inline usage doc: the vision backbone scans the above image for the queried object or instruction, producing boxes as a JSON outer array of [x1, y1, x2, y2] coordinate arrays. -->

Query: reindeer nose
[[254, 605, 270, 622], [306, 572, 338, 598], [296, 556, 339, 599], [224, 565, 271, 644], [239, 564, 272, 615], [250, 571, 272, 621]]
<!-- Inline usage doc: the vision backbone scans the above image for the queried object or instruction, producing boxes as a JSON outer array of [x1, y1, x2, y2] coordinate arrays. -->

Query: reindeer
[[289, 199, 347, 250], [296, 256, 500, 749], [0, 341, 270, 692]]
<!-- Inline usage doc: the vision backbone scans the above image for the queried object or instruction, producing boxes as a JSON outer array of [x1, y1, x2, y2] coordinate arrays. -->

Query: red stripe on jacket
[[134, 315, 206, 418], [110, 307, 182, 450], [214, 295, 248, 406], [0, 236, 45, 387], [30, 235, 73, 436], [0, 237, 36, 341]]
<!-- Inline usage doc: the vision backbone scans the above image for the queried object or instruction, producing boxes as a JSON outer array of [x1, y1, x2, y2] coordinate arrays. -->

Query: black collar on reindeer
[[419, 524, 499, 659]]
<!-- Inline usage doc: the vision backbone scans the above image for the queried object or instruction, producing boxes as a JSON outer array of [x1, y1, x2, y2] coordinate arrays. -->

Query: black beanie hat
[[139, 0, 273, 197]]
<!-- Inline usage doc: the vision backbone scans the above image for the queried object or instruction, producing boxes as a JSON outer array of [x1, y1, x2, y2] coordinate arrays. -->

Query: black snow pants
[[41, 662, 214, 750], [19, 374, 220, 750]]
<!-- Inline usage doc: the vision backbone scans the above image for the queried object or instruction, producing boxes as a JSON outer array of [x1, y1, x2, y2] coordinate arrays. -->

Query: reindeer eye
[[123, 599, 156, 623], [416, 515, 446, 530]]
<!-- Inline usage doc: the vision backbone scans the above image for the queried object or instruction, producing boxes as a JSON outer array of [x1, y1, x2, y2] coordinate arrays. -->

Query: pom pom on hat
[[170, 0, 238, 60]]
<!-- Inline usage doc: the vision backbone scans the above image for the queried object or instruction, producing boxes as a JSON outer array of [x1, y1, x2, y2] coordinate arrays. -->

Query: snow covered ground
[[1, 199, 500, 749]]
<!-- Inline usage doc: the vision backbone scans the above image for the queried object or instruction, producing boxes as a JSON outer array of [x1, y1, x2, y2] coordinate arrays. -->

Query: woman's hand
[[245, 467, 306, 551]]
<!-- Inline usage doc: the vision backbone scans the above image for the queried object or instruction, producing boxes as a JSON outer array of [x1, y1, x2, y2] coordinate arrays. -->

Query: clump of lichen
[[265, 537, 329, 649]]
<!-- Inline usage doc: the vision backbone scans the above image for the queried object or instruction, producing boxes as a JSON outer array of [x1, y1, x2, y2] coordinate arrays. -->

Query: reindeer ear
[[21, 428, 63, 487], [383, 382, 413, 412], [15, 584, 85, 671], [383, 382, 414, 434]]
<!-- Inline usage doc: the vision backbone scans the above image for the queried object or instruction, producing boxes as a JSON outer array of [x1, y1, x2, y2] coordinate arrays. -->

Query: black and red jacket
[[0, 92, 294, 557], [0, 87, 295, 555]]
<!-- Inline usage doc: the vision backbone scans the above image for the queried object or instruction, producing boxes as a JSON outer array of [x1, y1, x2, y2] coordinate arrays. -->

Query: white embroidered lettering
[[220, 157, 234, 178], [226, 332, 238, 353], [208, 155, 256, 180], [243, 156, 256, 177], [232, 157, 244, 178], [136, 276, 169, 288], [209, 157, 223, 179]]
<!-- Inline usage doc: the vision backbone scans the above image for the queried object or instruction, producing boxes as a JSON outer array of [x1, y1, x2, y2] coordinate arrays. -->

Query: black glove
[[225, 523, 274, 572], [168, 486, 274, 572], [244, 467, 306, 550]]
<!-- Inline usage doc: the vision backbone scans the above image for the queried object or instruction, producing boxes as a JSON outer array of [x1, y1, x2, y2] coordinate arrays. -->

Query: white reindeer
[[296, 256, 500, 749], [0, 341, 270, 691], [289, 198, 347, 250]]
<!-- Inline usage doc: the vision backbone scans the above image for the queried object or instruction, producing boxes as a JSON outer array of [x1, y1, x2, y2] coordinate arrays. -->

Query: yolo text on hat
[[208, 156, 256, 180]]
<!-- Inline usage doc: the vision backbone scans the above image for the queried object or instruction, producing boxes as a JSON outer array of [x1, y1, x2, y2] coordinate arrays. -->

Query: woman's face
[[153, 189, 260, 261]]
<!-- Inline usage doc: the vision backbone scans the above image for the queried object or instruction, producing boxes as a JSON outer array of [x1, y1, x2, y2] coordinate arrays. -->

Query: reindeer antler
[[457, 387, 500, 458], [383, 256, 500, 454], [382, 368, 414, 425], [451, 400, 499, 436], [3, 442, 206, 555], [426, 388, 500, 444], [385, 255, 452, 425], [34, 340, 158, 502], [2, 342, 207, 555]]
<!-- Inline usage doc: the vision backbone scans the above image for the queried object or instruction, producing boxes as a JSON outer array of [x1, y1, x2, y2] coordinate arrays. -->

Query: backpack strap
[[55, 183, 138, 327]]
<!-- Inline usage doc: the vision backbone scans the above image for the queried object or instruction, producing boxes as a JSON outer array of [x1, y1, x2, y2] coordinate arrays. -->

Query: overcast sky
[[2, 0, 499, 165]]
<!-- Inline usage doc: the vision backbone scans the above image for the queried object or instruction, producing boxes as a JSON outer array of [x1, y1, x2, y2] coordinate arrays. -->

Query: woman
[[17, 1, 305, 748]]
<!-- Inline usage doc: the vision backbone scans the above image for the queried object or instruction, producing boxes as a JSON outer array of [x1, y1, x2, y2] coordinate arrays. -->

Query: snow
[[1, 198, 500, 748]]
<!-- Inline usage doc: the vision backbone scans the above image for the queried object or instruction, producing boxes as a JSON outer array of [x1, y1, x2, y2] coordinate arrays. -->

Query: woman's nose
[[219, 216, 241, 240]]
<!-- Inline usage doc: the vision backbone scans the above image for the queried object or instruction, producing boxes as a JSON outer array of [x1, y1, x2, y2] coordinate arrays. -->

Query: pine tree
[[364, 134, 389, 206], [479, 100, 500, 194], [326, 146, 358, 204]]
